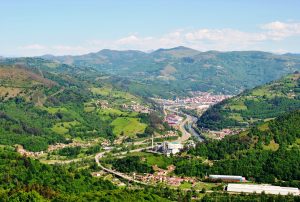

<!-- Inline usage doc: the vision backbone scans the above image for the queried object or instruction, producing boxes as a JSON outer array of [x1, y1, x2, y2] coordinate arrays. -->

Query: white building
[[209, 175, 246, 182], [154, 141, 183, 156], [166, 142, 183, 155], [227, 183, 299, 195]]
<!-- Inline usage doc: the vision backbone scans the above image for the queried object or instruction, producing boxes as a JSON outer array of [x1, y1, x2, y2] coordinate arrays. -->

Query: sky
[[1, 0, 300, 56]]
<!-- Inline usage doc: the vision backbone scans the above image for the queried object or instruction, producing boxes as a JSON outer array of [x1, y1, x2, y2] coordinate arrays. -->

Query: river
[[184, 114, 205, 142]]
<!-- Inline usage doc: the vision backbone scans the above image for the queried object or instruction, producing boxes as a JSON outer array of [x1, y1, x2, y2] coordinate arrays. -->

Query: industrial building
[[227, 183, 299, 195], [153, 141, 183, 156], [209, 175, 247, 182]]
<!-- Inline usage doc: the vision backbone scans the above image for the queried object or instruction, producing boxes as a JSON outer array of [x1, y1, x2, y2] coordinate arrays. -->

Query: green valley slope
[[0, 65, 159, 152], [198, 73, 300, 130]]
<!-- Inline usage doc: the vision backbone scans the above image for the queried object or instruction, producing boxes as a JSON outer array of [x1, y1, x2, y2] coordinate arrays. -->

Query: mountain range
[[40, 46, 300, 97], [2, 46, 300, 98]]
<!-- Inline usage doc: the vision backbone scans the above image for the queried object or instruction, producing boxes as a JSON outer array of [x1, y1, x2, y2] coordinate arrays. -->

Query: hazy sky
[[1, 0, 300, 56]]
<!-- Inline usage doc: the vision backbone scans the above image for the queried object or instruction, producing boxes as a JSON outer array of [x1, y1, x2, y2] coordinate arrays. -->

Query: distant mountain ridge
[[38, 47, 300, 97], [150, 46, 200, 58], [2, 46, 300, 98]]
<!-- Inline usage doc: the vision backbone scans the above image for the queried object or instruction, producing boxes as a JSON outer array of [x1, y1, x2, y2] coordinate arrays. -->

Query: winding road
[[95, 147, 152, 186], [94, 104, 205, 185]]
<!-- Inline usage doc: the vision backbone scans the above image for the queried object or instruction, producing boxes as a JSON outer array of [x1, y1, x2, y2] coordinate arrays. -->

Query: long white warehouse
[[227, 183, 299, 195]]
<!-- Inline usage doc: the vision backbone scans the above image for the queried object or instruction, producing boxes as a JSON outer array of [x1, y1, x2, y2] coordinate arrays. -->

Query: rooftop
[[227, 183, 299, 195]]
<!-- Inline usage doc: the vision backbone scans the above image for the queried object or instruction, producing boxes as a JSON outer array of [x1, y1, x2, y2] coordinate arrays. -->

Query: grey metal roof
[[227, 183, 299, 195]]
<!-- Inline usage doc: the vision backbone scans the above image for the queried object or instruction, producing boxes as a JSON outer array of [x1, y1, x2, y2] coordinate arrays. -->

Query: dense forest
[[0, 146, 191, 201], [179, 110, 300, 186]]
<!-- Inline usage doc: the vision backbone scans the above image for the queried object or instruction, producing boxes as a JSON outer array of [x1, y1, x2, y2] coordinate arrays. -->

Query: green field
[[84, 102, 96, 112], [262, 140, 279, 151], [91, 87, 138, 101], [229, 113, 244, 121], [258, 122, 269, 131], [98, 108, 137, 117], [111, 117, 147, 137], [40, 106, 68, 114], [90, 87, 111, 96], [288, 138, 300, 150], [84, 106, 95, 112], [126, 152, 173, 169], [52, 121, 80, 135], [229, 104, 247, 110]]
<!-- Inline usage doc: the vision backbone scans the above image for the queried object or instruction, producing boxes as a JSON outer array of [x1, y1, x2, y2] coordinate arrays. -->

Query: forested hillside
[[0, 146, 178, 201], [180, 110, 300, 186], [198, 73, 300, 130]]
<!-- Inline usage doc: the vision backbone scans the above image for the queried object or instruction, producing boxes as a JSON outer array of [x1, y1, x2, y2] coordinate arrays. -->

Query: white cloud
[[184, 29, 266, 42], [14, 21, 300, 56], [261, 21, 300, 40], [116, 35, 140, 45]]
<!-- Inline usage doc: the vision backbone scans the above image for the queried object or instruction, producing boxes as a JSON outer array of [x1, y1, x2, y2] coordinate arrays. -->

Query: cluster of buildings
[[202, 129, 241, 139], [153, 141, 183, 156], [16, 141, 95, 158], [136, 165, 196, 186], [187, 91, 231, 104], [164, 113, 183, 126], [153, 92, 231, 114], [154, 92, 231, 106], [16, 145, 44, 157], [121, 103, 150, 113], [101, 139, 111, 147], [47, 141, 92, 152], [163, 130, 178, 137], [185, 140, 196, 149], [96, 100, 109, 109]]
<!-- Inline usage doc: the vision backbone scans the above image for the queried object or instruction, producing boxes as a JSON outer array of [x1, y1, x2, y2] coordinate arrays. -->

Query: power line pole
[[151, 133, 154, 150]]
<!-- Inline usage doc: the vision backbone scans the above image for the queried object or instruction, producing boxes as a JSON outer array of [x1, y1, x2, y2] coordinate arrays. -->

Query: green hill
[[151, 46, 200, 58], [0, 65, 159, 152], [198, 73, 300, 130], [179, 110, 300, 186]]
